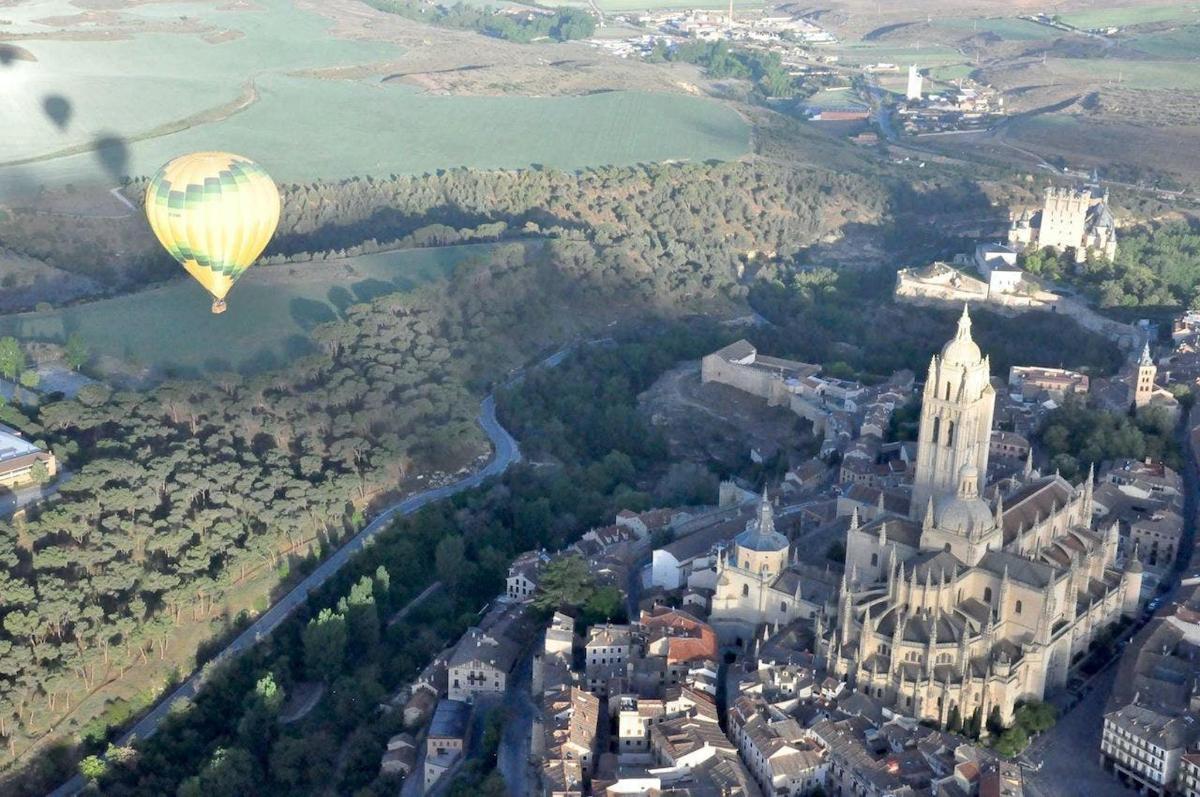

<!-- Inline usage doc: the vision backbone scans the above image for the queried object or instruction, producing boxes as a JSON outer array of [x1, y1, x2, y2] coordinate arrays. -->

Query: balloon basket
[[211, 299, 227, 315]]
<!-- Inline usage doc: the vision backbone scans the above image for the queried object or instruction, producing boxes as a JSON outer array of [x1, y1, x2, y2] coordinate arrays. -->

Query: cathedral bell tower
[[911, 306, 996, 518]]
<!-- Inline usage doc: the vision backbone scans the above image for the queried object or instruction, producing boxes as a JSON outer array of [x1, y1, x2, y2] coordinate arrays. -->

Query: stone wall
[[895, 265, 1145, 352]]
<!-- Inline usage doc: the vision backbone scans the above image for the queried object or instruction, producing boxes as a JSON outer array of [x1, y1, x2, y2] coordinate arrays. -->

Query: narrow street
[[497, 653, 536, 797]]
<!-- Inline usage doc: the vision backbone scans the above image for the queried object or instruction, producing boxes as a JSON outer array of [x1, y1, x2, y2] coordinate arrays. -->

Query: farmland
[[0, 242, 510, 375], [0, 79, 750, 201], [543, 0, 765, 11], [0, 0, 750, 200], [1058, 3, 1200, 29], [1040, 57, 1200, 91]]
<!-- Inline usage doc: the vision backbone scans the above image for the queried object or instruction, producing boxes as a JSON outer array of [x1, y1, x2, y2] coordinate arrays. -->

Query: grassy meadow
[[1058, 3, 1200, 28], [0, 0, 750, 200], [0, 243, 509, 375], [1043, 57, 1200, 91]]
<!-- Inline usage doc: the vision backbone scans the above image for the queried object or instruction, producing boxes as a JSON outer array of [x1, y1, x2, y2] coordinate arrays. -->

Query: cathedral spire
[[994, 491, 1004, 528], [1023, 447, 1034, 479], [923, 497, 935, 531], [957, 303, 972, 338], [1139, 340, 1153, 367], [849, 506, 860, 532]]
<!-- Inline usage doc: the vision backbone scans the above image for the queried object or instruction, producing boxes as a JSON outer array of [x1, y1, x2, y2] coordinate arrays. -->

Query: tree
[[580, 585, 625, 626], [18, 370, 38, 389], [179, 746, 260, 797], [1014, 701, 1057, 734], [532, 556, 597, 612], [78, 754, 107, 781], [29, 459, 51, 485], [654, 462, 718, 506], [993, 725, 1029, 757], [65, 332, 90, 371], [302, 608, 347, 683], [0, 337, 23, 381], [946, 704, 962, 734], [435, 534, 472, 589]]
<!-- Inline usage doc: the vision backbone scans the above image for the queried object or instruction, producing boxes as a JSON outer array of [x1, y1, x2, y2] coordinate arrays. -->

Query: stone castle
[[713, 307, 1143, 730], [1008, 184, 1117, 263]]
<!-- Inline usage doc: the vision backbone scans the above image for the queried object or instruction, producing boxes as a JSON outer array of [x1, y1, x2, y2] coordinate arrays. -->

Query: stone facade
[[826, 308, 1143, 729], [709, 494, 840, 648], [1008, 184, 1118, 263]]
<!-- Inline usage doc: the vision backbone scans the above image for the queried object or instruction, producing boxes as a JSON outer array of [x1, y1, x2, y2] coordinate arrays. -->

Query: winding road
[[49, 394, 521, 797]]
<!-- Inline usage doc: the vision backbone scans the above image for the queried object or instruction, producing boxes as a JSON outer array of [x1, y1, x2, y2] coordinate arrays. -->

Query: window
[[781, 601, 787, 613], [742, 584, 750, 597], [931, 416, 940, 442], [945, 382, 951, 400], [1015, 600, 1023, 614], [871, 553, 878, 566], [946, 420, 955, 447], [984, 587, 993, 604]]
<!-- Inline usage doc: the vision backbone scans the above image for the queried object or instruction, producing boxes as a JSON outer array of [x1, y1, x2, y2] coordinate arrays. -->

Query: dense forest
[[0, 161, 892, 790], [0, 161, 970, 294], [747, 265, 1124, 381], [363, 0, 595, 43], [82, 321, 723, 796], [1022, 219, 1200, 310]]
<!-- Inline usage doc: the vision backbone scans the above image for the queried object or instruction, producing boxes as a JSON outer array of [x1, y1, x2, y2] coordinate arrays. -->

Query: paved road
[[1023, 665, 1136, 797], [49, 394, 521, 797]]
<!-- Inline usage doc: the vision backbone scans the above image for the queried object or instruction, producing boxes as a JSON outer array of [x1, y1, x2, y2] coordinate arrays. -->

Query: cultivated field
[[1057, 2, 1200, 28], [0, 0, 750, 200], [0, 242, 511, 375]]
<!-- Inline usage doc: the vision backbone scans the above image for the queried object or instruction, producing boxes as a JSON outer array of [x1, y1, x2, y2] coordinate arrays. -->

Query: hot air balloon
[[144, 152, 281, 314]]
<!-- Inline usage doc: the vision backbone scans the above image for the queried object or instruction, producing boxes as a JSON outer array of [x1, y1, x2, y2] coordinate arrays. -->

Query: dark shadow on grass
[[289, 297, 337, 331]]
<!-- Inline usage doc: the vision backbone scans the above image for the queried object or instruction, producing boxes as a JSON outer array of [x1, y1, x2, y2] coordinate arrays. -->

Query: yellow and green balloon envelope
[[145, 152, 281, 314]]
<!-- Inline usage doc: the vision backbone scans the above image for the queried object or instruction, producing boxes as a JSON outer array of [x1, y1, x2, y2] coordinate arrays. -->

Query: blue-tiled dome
[[736, 495, 788, 552]]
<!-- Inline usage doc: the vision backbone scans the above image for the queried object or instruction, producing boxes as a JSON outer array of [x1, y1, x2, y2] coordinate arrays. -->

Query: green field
[[1058, 3, 1200, 28], [927, 64, 978, 82], [930, 17, 1059, 41], [1044, 57, 1200, 90], [0, 0, 750, 199], [0, 243, 503, 374], [1128, 23, 1200, 57], [542, 0, 764, 12], [833, 43, 966, 67], [804, 88, 868, 110]]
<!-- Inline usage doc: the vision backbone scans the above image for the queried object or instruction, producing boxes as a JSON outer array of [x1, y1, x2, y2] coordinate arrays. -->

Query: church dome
[[736, 494, 789, 553], [940, 305, 981, 366]]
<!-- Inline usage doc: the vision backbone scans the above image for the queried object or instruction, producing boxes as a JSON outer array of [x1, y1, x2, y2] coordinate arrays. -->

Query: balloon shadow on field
[[289, 297, 337, 331], [351, 278, 397, 303], [93, 134, 129, 182], [326, 286, 355, 318], [43, 95, 72, 131]]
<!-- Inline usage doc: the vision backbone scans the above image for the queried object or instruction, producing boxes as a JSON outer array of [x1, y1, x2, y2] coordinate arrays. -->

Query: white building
[[906, 64, 923, 101]]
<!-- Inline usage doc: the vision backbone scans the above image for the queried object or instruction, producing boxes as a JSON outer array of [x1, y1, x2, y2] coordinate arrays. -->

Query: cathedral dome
[[940, 306, 982, 366], [933, 493, 994, 536], [933, 465, 994, 536]]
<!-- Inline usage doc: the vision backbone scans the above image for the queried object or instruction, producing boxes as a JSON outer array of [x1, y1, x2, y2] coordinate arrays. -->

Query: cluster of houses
[[896, 67, 1006, 136], [1095, 401, 1200, 797]]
